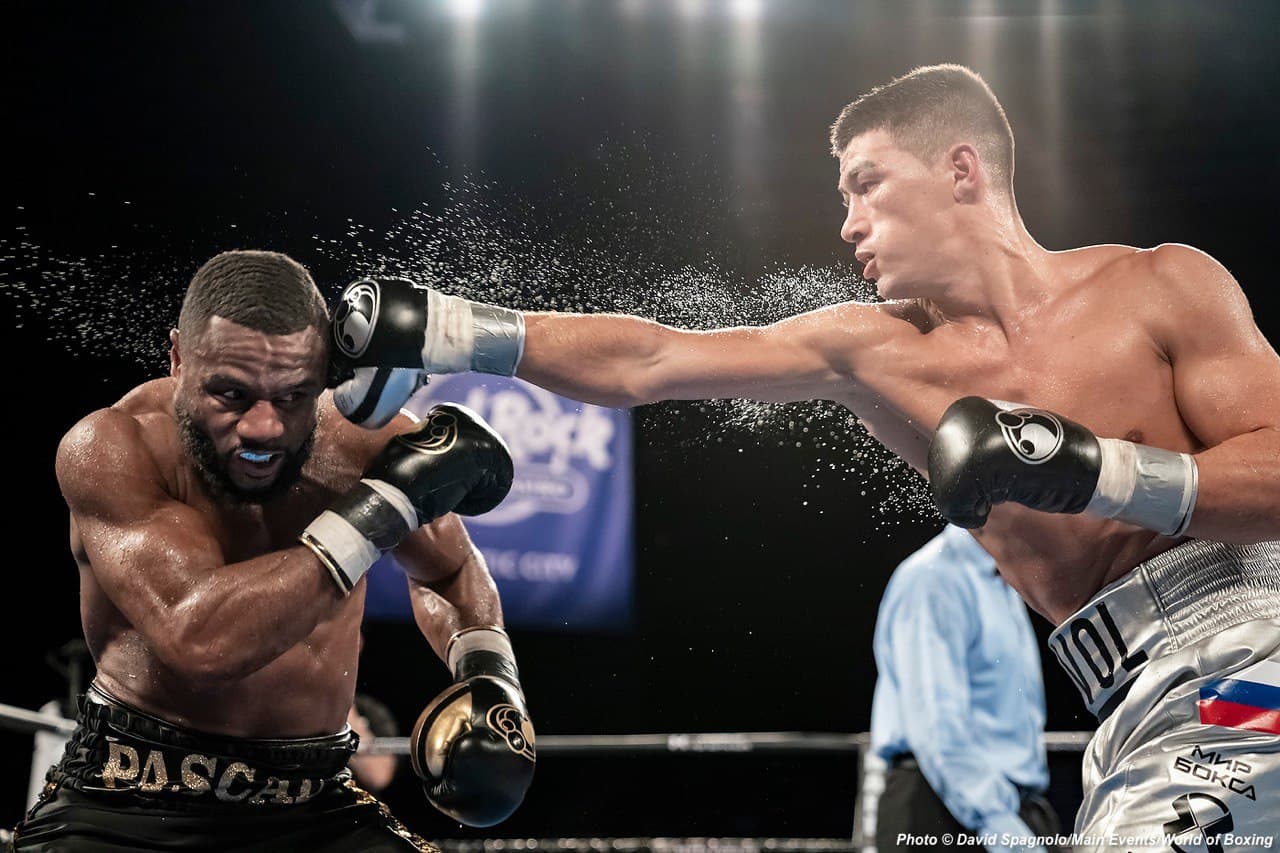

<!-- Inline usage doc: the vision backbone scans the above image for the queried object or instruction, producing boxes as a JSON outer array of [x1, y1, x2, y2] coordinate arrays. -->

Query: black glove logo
[[995, 408, 1064, 465], [486, 703, 536, 762], [399, 411, 458, 454], [333, 280, 380, 358]]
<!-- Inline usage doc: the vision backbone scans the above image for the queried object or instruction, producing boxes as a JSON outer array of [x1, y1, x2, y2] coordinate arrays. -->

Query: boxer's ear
[[948, 143, 982, 204], [169, 329, 182, 377]]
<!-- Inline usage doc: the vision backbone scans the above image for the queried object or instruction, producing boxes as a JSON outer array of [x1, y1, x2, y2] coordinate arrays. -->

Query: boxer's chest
[[845, 299, 1199, 471]]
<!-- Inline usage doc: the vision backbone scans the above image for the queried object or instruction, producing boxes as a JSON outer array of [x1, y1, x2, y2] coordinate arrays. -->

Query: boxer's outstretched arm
[[518, 301, 889, 407], [393, 513, 503, 662], [57, 409, 343, 685], [1154, 244, 1280, 543]]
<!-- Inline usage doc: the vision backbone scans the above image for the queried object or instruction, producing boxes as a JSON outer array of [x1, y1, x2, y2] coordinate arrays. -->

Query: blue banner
[[362, 374, 634, 631]]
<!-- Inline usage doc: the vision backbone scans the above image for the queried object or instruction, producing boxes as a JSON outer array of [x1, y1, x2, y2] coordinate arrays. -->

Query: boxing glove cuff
[[299, 479, 420, 594], [423, 290, 525, 376], [447, 626, 519, 683], [1086, 438, 1198, 536]]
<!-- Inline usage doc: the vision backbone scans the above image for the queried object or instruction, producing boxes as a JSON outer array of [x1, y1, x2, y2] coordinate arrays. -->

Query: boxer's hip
[[42, 682, 358, 809], [12, 685, 439, 851], [1047, 538, 1280, 722], [1050, 540, 1280, 844]]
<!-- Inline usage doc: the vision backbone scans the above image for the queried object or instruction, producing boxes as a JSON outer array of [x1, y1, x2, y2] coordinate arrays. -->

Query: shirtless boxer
[[330, 66, 1280, 848], [13, 251, 535, 852]]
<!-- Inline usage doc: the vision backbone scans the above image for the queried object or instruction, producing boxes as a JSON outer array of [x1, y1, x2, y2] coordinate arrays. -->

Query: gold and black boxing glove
[[410, 627, 535, 827]]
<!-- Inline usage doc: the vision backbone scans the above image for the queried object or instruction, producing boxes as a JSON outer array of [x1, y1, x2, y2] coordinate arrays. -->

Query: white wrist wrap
[[423, 290, 525, 376], [446, 627, 516, 679], [1087, 438, 1198, 536], [300, 479, 419, 595], [299, 511, 381, 595]]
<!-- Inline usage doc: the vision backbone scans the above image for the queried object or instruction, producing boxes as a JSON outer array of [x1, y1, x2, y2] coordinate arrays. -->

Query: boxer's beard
[[176, 408, 316, 505]]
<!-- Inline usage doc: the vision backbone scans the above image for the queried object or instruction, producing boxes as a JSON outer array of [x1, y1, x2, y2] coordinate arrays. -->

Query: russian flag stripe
[[1198, 697, 1280, 735], [1199, 677, 1280, 711]]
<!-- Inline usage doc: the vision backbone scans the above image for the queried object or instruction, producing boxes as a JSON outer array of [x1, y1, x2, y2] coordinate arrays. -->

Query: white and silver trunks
[[1048, 539, 1280, 852]]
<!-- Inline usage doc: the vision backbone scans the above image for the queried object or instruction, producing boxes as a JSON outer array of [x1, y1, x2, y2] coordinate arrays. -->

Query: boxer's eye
[[275, 391, 305, 407]]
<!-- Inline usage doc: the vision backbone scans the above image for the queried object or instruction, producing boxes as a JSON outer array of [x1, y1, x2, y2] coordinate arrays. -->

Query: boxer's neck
[[929, 211, 1054, 333]]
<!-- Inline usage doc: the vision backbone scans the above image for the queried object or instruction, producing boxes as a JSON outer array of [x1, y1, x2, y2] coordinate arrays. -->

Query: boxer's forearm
[[407, 551, 504, 663], [519, 312, 845, 407], [169, 546, 340, 683], [1182, 426, 1280, 543], [518, 312, 675, 407]]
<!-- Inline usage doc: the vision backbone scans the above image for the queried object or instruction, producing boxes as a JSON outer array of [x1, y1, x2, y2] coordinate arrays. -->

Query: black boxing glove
[[410, 627, 535, 827], [299, 404, 513, 594], [329, 278, 525, 427], [929, 396, 1197, 534]]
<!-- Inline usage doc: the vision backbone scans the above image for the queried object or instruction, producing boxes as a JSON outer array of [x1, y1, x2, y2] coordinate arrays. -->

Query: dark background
[[4, 0, 1279, 839]]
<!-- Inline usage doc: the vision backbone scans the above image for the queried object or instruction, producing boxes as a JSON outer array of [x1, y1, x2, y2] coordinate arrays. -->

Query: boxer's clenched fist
[[410, 627, 535, 827], [328, 278, 525, 427], [929, 396, 1196, 535], [300, 404, 513, 593]]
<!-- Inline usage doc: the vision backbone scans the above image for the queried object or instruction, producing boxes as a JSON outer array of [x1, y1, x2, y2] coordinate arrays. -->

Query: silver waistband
[[1047, 539, 1280, 719]]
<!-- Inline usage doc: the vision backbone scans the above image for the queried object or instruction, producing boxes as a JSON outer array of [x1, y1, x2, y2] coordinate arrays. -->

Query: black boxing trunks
[[11, 684, 436, 852]]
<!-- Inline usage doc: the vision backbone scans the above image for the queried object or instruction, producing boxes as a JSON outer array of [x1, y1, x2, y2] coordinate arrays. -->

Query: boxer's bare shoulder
[[969, 241, 1250, 365], [58, 388, 170, 497], [820, 297, 943, 379], [876, 298, 946, 333], [59, 380, 405, 511], [1063, 242, 1244, 325], [1061, 242, 1270, 413], [1139, 243, 1258, 344], [57, 379, 189, 506]]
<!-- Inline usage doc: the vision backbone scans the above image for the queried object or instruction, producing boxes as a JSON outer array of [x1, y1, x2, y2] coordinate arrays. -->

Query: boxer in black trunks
[[12, 250, 534, 852]]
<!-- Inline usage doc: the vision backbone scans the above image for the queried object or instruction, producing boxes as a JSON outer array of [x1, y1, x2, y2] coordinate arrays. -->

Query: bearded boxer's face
[[171, 316, 327, 504], [837, 128, 963, 300]]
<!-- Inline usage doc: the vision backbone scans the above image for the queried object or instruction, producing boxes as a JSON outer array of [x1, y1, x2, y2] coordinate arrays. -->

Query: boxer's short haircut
[[829, 64, 1015, 196], [178, 250, 329, 345]]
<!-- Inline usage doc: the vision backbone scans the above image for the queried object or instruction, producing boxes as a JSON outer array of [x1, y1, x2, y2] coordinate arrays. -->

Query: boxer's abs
[[973, 510, 1180, 624], [89, 621, 359, 738], [72, 403, 372, 738], [844, 385, 1184, 624], [81, 552, 363, 738]]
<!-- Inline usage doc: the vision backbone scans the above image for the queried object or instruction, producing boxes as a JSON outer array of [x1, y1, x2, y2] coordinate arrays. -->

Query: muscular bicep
[[57, 411, 227, 645], [1154, 246, 1280, 446]]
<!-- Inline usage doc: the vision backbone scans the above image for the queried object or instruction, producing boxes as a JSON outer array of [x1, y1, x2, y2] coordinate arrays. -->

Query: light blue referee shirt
[[871, 525, 1049, 850]]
